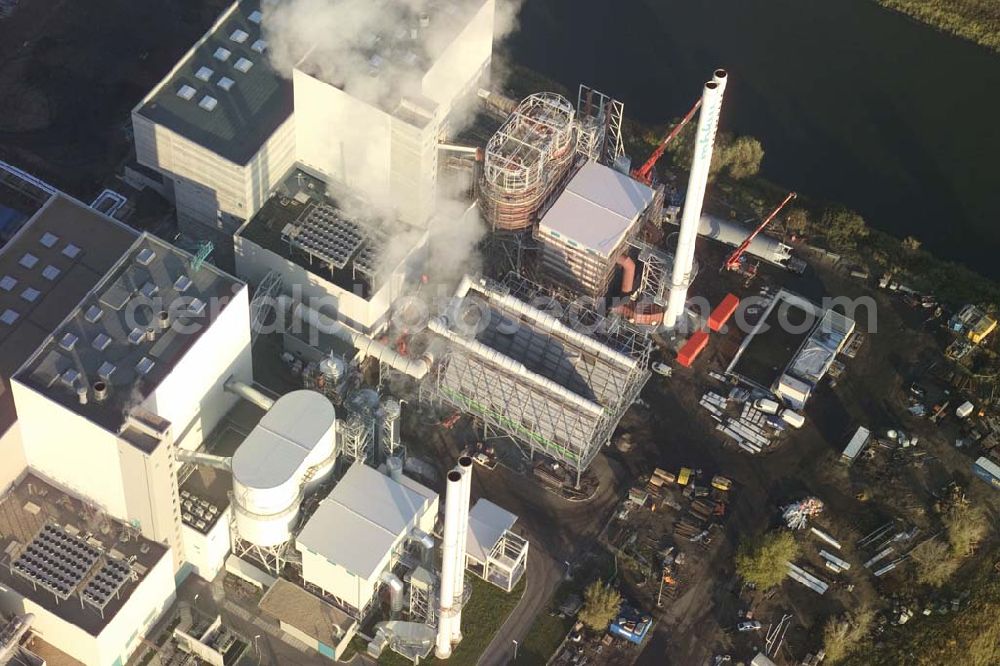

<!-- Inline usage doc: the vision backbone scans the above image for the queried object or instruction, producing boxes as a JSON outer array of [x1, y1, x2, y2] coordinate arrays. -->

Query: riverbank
[[876, 0, 1000, 52]]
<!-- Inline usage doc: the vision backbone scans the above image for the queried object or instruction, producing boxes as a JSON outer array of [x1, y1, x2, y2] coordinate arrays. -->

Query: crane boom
[[723, 192, 797, 271], [632, 98, 702, 185]]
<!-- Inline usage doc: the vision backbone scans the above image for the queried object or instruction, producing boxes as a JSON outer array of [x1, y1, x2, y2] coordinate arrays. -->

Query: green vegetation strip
[[844, 551, 1000, 665], [376, 576, 526, 666], [876, 0, 1000, 52]]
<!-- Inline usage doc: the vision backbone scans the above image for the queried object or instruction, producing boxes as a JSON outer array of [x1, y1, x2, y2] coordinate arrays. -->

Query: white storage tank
[[231, 390, 337, 547]]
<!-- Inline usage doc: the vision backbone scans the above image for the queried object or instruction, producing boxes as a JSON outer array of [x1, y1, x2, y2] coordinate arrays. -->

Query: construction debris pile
[[781, 497, 824, 530]]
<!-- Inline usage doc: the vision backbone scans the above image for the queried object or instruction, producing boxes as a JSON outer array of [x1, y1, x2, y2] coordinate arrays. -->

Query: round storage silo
[[231, 390, 337, 547]]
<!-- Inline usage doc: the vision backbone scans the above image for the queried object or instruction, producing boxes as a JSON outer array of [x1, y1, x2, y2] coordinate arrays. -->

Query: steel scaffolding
[[426, 276, 651, 484], [576, 85, 625, 166]]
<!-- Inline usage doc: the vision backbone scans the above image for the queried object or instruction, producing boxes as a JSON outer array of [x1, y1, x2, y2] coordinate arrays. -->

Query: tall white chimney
[[663, 69, 728, 330], [435, 469, 464, 659], [451, 456, 474, 643]]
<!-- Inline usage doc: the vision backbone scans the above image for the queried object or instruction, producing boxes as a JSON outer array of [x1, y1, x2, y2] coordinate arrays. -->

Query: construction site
[[1, 1, 1000, 666]]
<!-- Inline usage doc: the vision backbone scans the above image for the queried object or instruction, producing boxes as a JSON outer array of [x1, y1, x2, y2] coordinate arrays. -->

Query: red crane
[[723, 192, 797, 272], [631, 98, 703, 185]]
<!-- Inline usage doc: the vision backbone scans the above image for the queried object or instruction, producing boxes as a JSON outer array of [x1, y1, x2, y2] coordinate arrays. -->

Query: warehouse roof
[[135, 0, 292, 165], [258, 578, 355, 645], [296, 464, 435, 581], [538, 162, 654, 258], [0, 195, 137, 434]]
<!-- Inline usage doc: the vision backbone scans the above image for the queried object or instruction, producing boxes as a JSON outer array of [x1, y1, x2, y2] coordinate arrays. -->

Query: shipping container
[[972, 456, 1000, 490], [780, 409, 805, 428], [841, 426, 871, 464], [677, 330, 709, 367], [708, 293, 740, 332]]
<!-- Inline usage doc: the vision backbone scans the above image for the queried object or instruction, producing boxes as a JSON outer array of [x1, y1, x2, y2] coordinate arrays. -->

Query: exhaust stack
[[663, 69, 728, 330], [450, 456, 473, 643], [435, 469, 464, 659]]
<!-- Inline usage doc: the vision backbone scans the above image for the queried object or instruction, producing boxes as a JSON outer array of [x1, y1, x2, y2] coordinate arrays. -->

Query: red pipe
[[617, 255, 636, 294]]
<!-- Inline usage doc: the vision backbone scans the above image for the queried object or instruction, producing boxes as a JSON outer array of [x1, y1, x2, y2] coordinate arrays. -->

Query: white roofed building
[[295, 463, 437, 616], [536, 161, 655, 297]]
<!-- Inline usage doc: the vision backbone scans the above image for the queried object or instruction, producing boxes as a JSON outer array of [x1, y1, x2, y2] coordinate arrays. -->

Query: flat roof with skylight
[[14, 234, 243, 435], [0, 195, 137, 434], [135, 0, 292, 165]]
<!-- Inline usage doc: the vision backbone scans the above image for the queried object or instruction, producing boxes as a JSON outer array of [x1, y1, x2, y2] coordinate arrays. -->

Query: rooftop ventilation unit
[[199, 95, 219, 112], [97, 361, 116, 381], [234, 58, 253, 73], [136, 357, 155, 376], [136, 248, 156, 266], [173, 275, 193, 292], [195, 66, 214, 82], [218, 76, 235, 91], [42, 265, 60, 281], [251, 39, 267, 54], [62, 244, 81, 259], [85, 305, 103, 323], [58, 333, 78, 352], [20, 287, 40, 303], [177, 84, 197, 100], [213, 47, 231, 62], [0, 275, 16, 291], [231, 29, 249, 43], [188, 298, 206, 316], [40, 232, 59, 248], [92, 332, 111, 351], [128, 327, 145, 345], [248, 10, 262, 24], [19, 253, 38, 269], [139, 282, 159, 299], [60, 368, 80, 387], [0, 309, 18, 325]]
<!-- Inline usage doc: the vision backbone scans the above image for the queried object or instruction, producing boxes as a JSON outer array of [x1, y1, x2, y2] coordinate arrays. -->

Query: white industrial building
[[296, 463, 437, 616], [133, 0, 496, 238], [536, 161, 655, 297]]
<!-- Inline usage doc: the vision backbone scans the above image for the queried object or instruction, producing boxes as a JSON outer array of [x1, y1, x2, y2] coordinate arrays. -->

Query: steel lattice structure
[[426, 276, 651, 484]]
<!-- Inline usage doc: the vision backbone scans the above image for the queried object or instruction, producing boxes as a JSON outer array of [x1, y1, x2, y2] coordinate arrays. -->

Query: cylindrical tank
[[231, 390, 337, 547]]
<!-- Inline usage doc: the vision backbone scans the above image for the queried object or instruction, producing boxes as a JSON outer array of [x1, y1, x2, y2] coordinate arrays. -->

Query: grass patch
[[518, 609, 574, 665], [376, 576, 526, 666]]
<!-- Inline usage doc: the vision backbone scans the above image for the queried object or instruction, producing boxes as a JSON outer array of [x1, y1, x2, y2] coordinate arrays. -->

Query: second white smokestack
[[663, 69, 728, 330], [435, 469, 464, 659], [451, 456, 473, 643]]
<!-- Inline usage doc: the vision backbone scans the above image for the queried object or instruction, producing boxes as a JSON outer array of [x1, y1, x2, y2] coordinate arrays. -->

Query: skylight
[[85, 304, 103, 324], [140, 282, 159, 298], [199, 95, 219, 112], [59, 332, 78, 351], [0, 276, 16, 291], [136, 357, 155, 376], [136, 247, 156, 266], [231, 29, 249, 44], [60, 368, 80, 387], [251, 39, 267, 54], [40, 232, 59, 248], [177, 84, 197, 100], [248, 10, 262, 24], [98, 361, 116, 380], [92, 332, 112, 351], [62, 244, 81, 259], [42, 265, 60, 281], [21, 287, 40, 303], [234, 57, 253, 73], [1, 309, 18, 325], [214, 47, 232, 62], [19, 253, 38, 269], [195, 66, 214, 82], [128, 327, 145, 345], [174, 275, 193, 292], [188, 298, 206, 316], [218, 77, 235, 91]]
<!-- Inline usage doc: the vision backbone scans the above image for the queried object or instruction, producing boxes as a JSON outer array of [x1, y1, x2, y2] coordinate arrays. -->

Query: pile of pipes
[[786, 562, 828, 595], [781, 497, 824, 530], [700, 392, 779, 454], [858, 521, 919, 578]]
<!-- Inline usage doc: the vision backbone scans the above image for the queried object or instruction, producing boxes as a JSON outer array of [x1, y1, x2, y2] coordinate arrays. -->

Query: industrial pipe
[[380, 571, 405, 615], [436, 470, 464, 659], [664, 69, 727, 330], [408, 529, 436, 568], [616, 255, 636, 294], [176, 449, 232, 471], [224, 377, 275, 411], [280, 296, 434, 380], [451, 456, 474, 643]]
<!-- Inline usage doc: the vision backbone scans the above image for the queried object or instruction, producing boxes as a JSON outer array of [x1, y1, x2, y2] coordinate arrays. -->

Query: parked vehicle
[[753, 398, 780, 414], [737, 620, 762, 632], [651, 362, 673, 377]]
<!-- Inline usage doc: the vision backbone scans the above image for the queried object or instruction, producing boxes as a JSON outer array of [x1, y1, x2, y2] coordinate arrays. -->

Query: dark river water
[[508, 0, 1000, 279]]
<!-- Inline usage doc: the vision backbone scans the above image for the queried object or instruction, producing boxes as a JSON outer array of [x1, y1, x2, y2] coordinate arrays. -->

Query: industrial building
[[133, 0, 496, 243], [536, 161, 655, 296]]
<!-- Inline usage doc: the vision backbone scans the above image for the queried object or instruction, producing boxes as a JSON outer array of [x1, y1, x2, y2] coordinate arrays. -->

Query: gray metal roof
[[296, 464, 434, 580], [135, 0, 292, 165], [466, 499, 517, 562]]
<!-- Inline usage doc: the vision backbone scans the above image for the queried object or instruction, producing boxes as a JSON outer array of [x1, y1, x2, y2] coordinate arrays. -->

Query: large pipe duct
[[280, 296, 434, 379], [617, 255, 636, 294], [224, 377, 276, 411], [663, 69, 728, 330], [451, 456, 474, 643], [380, 571, 405, 615], [435, 470, 464, 659]]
